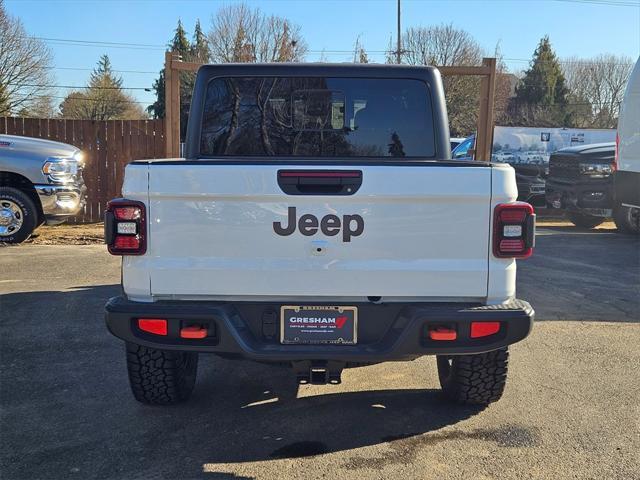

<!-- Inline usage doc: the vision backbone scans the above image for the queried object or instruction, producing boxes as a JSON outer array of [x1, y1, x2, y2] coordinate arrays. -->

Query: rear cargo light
[[429, 327, 457, 341], [470, 321, 501, 338], [180, 325, 208, 339], [138, 318, 167, 336], [105, 199, 146, 255], [493, 202, 535, 259]]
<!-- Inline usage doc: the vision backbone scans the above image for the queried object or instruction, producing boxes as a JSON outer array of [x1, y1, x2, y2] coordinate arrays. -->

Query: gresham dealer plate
[[280, 306, 358, 345]]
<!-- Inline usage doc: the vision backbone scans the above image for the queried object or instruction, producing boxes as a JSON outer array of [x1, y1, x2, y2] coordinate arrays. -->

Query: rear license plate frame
[[280, 305, 358, 345]]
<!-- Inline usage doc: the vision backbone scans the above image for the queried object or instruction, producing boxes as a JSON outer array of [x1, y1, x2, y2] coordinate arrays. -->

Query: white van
[[615, 56, 640, 234]]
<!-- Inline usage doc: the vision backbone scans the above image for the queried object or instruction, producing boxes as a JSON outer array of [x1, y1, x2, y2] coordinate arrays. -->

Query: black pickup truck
[[545, 143, 615, 228]]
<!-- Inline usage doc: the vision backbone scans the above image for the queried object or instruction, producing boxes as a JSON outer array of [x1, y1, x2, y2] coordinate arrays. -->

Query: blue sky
[[5, 0, 640, 109]]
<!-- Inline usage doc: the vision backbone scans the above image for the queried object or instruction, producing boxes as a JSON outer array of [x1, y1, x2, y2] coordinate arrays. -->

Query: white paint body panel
[[487, 164, 519, 304], [119, 162, 520, 302], [618, 57, 640, 174]]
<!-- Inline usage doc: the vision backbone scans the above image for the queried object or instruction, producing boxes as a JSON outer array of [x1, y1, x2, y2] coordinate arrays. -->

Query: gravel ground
[[0, 227, 638, 480], [23, 223, 104, 245]]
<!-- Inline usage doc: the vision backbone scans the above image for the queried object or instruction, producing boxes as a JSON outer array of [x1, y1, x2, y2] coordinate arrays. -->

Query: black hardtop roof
[[196, 62, 440, 78], [186, 63, 449, 160]]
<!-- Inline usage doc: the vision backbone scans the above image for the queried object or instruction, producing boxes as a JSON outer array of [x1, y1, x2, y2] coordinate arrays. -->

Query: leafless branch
[[0, 0, 55, 115], [207, 3, 307, 63]]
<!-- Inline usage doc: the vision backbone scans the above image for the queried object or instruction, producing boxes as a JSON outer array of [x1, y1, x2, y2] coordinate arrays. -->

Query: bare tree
[[563, 54, 633, 128], [207, 3, 307, 63], [399, 24, 482, 66], [492, 43, 518, 127], [393, 24, 484, 136], [0, 0, 54, 115]]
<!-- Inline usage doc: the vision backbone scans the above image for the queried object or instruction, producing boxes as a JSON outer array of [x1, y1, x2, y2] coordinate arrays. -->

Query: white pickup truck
[[105, 64, 535, 407]]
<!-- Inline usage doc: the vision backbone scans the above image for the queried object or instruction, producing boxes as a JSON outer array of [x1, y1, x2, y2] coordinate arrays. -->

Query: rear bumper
[[105, 297, 534, 362], [545, 178, 613, 216]]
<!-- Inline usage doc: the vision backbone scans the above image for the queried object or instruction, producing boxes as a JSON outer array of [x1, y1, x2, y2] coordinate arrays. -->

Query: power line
[[28, 35, 637, 67], [503, 57, 634, 66], [8, 83, 152, 91], [550, 0, 640, 6], [32, 36, 167, 51], [24, 94, 152, 106], [43, 66, 158, 74]]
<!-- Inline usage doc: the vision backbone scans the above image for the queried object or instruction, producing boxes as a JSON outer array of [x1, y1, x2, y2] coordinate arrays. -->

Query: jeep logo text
[[273, 207, 364, 242]]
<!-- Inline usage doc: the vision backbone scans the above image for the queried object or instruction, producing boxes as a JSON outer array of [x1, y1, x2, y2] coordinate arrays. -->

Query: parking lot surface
[[1, 227, 639, 480]]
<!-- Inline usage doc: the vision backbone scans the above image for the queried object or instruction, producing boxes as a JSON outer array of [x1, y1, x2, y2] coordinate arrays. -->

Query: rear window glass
[[200, 77, 435, 158]]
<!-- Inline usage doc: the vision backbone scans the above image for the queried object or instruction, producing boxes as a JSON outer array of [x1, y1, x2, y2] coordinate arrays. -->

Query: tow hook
[[292, 360, 344, 385]]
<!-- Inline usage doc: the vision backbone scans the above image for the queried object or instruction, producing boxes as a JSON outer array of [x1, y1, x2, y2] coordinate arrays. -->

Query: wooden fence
[[0, 117, 165, 222]]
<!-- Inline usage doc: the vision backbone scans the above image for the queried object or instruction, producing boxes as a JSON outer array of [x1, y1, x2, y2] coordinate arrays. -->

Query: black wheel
[[567, 212, 604, 229], [437, 348, 509, 406], [613, 204, 640, 234], [126, 343, 198, 405], [0, 187, 38, 244]]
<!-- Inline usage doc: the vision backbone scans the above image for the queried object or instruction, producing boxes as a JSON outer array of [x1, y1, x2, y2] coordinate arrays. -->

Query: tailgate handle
[[277, 170, 362, 195]]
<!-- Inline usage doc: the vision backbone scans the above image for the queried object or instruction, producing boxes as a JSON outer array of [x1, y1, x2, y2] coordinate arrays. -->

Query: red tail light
[[105, 199, 146, 255], [493, 202, 535, 259]]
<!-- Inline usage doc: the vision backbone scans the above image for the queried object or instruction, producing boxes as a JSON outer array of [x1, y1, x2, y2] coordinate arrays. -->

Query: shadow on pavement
[[0, 286, 482, 480]]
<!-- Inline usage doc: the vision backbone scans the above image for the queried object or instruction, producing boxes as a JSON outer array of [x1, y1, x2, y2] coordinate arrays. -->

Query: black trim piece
[[277, 169, 362, 195], [104, 211, 115, 245]]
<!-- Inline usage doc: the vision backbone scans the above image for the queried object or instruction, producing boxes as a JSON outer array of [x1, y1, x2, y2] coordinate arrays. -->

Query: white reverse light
[[503, 225, 522, 237], [117, 222, 137, 235]]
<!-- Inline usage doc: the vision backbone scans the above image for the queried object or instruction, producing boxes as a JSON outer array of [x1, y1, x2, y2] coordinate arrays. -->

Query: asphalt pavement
[[0, 227, 638, 480]]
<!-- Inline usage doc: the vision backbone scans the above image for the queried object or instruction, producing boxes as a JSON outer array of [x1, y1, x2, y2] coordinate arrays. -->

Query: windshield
[[199, 76, 435, 158]]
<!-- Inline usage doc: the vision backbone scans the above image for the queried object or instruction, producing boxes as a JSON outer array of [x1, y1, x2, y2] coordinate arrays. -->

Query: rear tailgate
[[140, 163, 492, 300]]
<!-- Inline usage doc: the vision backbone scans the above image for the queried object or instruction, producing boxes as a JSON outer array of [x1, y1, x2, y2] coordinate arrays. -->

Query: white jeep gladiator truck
[[105, 64, 535, 407]]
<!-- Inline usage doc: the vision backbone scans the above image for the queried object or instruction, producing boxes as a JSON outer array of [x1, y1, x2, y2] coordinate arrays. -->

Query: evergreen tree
[[148, 19, 193, 123], [147, 70, 165, 119], [170, 19, 190, 57], [89, 54, 123, 89], [513, 36, 570, 126], [190, 19, 210, 63], [60, 54, 144, 120]]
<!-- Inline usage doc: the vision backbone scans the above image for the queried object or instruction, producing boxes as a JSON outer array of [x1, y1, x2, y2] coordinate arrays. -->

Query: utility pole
[[396, 0, 402, 64]]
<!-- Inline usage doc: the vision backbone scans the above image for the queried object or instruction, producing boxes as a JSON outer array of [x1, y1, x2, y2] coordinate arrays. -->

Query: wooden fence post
[[164, 51, 181, 158], [475, 57, 497, 161]]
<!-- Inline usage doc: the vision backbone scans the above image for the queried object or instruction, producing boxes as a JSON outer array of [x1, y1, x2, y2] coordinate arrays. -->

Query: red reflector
[[138, 318, 167, 336], [113, 206, 141, 220], [429, 327, 457, 341], [470, 322, 501, 338], [499, 239, 525, 252], [180, 325, 208, 339], [114, 235, 140, 250]]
